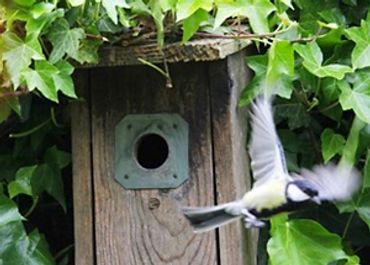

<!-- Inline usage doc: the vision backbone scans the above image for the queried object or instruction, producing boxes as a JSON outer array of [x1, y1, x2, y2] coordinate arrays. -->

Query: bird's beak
[[312, 196, 321, 204]]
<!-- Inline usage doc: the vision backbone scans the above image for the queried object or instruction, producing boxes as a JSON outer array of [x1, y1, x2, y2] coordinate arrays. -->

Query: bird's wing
[[249, 97, 288, 187], [297, 163, 361, 202]]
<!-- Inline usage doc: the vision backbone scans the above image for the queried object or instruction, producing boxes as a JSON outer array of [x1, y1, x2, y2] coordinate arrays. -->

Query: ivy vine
[[1, 0, 370, 264]]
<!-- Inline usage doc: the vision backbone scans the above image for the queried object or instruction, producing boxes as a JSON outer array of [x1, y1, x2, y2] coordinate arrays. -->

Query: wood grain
[[71, 70, 95, 265], [209, 51, 258, 265], [90, 63, 217, 264], [80, 38, 250, 68]]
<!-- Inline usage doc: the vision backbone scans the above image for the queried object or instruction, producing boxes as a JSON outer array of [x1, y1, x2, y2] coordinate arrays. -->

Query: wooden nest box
[[71, 38, 257, 265]]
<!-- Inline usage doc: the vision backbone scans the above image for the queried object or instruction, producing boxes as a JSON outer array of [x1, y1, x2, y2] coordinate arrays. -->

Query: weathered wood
[[71, 70, 95, 265], [82, 38, 249, 68], [90, 63, 217, 264], [209, 51, 258, 265]]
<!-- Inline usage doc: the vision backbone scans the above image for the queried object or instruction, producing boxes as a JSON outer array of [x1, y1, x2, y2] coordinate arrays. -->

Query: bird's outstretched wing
[[298, 163, 361, 202], [249, 97, 288, 187]]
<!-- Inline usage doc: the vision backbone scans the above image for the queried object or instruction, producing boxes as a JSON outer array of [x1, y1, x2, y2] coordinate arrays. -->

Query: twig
[[0, 89, 28, 100]]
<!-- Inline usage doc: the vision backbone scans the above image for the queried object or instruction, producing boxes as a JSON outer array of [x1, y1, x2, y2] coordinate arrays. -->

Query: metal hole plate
[[114, 113, 189, 189]]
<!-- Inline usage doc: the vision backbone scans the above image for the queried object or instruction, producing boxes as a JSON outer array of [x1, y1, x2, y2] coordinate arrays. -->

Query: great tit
[[182, 97, 360, 233]]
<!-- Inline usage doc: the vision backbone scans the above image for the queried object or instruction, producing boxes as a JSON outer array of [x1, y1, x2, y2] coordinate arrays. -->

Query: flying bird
[[182, 97, 360, 233]]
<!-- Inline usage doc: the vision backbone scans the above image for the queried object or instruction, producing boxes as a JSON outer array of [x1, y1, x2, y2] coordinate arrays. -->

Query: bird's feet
[[241, 209, 265, 228]]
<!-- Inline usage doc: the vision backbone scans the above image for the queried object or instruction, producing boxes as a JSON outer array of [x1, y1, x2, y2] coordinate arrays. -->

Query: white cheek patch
[[287, 184, 310, 202]]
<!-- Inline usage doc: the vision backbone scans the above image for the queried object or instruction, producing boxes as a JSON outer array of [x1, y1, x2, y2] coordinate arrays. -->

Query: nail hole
[[148, 197, 160, 210], [173, 174, 178, 179], [173, 124, 178, 129], [127, 124, 132, 130], [124, 174, 129, 179]]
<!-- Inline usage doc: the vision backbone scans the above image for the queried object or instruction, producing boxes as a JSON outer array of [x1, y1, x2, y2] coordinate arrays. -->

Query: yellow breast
[[242, 178, 288, 212]]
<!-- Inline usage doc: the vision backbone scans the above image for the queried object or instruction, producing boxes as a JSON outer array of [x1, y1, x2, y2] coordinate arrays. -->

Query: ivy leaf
[[1, 32, 44, 88], [27, 230, 55, 264], [8, 166, 37, 199], [24, 60, 76, 101], [32, 163, 66, 212], [182, 9, 209, 43], [53, 61, 77, 98], [47, 18, 85, 64], [74, 39, 102, 64], [26, 8, 64, 41], [294, 42, 353, 80], [267, 215, 357, 265], [214, 0, 275, 33], [44, 145, 71, 170], [346, 20, 370, 69], [265, 40, 294, 98], [23, 60, 59, 102], [68, 0, 85, 6], [275, 101, 310, 129], [320, 128, 346, 163], [338, 73, 370, 124], [0, 195, 25, 226], [239, 55, 267, 106], [102, 0, 129, 24], [176, 0, 213, 21], [320, 78, 340, 103], [0, 197, 53, 264], [279, 0, 293, 9]]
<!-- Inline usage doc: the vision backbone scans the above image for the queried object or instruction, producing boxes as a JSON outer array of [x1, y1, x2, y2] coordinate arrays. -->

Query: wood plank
[[71, 70, 95, 265], [209, 51, 258, 265], [90, 63, 217, 264], [80, 38, 250, 68]]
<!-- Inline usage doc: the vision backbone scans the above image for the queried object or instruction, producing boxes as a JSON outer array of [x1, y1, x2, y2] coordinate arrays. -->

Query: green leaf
[[68, 0, 85, 6], [0, 100, 11, 123], [44, 146, 71, 170], [320, 128, 346, 163], [214, 0, 275, 33], [275, 101, 310, 129], [32, 164, 66, 212], [27, 230, 55, 264], [0, 195, 25, 226], [346, 20, 370, 69], [239, 55, 267, 106], [102, 0, 129, 24], [54, 61, 77, 98], [279, 0, 293, 9], [265, 40, 294, 97], [24, 60, 76, 101], [8, 166, 37, 199], [294, 42, 352, 79], [0, 202, 54, 264], [26, 8, 64, 41], [320, 78, 340, 103], [47, 18, 85, 64], [338, 72, 370, 124], [176, 0, 213, 21], [74, 39, 102, 64], [182, 9, 209, 43], [1, 32, 44, 88], [24, 60, 59, 102], [268, 216, 357, 265]]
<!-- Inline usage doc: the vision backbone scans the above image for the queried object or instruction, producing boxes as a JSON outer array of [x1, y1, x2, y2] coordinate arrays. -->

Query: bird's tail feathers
[[182, 200, 244, 233]]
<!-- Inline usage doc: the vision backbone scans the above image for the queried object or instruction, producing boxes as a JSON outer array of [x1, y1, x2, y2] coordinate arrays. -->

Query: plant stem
[[9, 119, 50, 138], [339, 116, 366, 168], [342, 211, 355, 239], [24, 196, 39, 218]]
